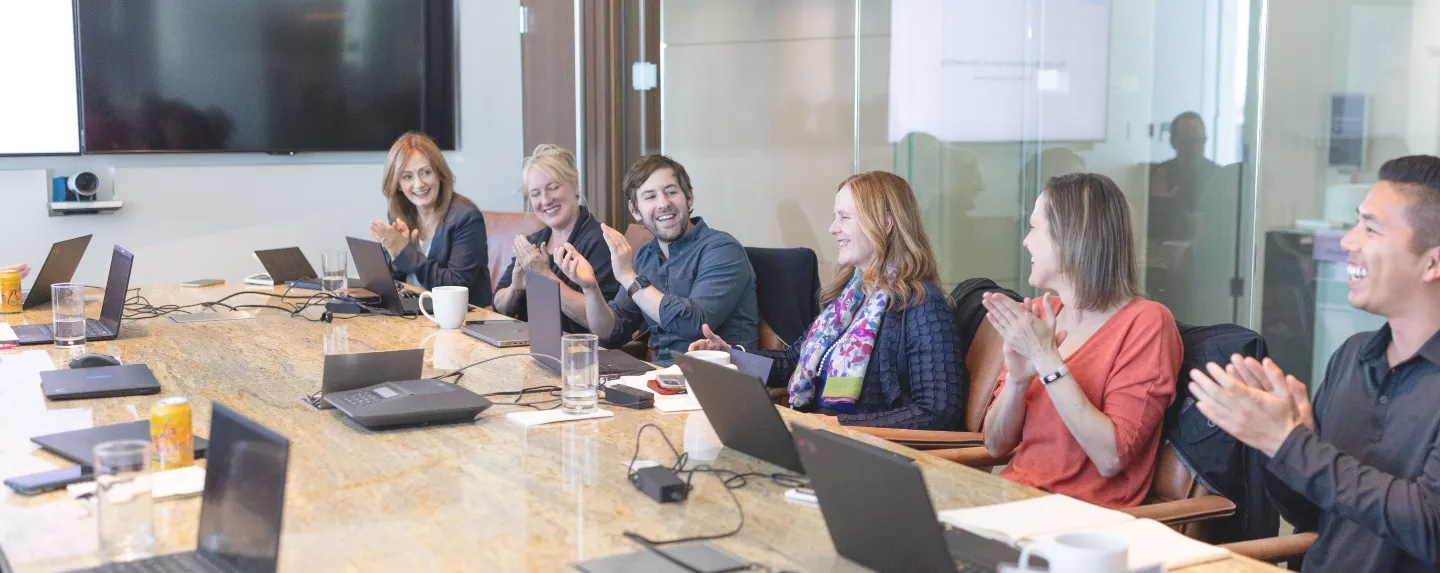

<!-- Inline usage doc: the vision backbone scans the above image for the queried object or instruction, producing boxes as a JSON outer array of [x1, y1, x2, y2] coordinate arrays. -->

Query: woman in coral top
[[981, 172, 1182, 508]]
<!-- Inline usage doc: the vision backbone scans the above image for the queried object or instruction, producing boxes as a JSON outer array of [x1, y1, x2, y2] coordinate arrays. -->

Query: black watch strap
[[627, 276, 651, 297]]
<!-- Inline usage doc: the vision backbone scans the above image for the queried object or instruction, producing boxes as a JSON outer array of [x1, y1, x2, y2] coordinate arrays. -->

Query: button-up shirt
[[1265, 324, 1440, 573], [602, 217, 759, 365]]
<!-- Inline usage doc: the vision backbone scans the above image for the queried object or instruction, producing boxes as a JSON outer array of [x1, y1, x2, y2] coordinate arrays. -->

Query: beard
[[644, 212, 690, 242]]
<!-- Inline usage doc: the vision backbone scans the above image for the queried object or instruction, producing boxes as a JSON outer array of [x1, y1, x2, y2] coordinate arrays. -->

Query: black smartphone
[[4, 466, 92, 495]]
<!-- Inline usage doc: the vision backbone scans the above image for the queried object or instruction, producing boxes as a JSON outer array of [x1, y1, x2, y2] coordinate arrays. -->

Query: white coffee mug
[[419, 286, 469, 330], [1018, 533, 1128, 573], [686, 350, 731, 366]]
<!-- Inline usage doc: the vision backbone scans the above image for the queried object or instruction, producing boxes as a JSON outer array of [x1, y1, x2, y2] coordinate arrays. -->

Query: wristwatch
[[627, 275, 652, 297], [1040, 365, 1070, 386]]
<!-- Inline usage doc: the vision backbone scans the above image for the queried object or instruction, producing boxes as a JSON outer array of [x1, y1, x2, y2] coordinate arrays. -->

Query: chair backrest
[[482, 211, 545, 292], [623, 224, 653, 255], [964, 319, 1007, 432], [1146, 442, 1216, 540], [743, 247, 821, 347]]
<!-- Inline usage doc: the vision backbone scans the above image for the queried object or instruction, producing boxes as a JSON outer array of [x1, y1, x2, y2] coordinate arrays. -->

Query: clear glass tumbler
[[94, 439, 155, 563], [320, 250, 348, 293], [51, 282, 87, 348], [560, 334, 599, 415]]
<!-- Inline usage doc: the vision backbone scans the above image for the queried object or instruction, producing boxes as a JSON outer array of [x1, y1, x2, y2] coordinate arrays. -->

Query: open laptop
[[346, 236, 433, 316], [307, 348, 425, 409], [15, 245, 133, 345], [68, 402, 291, 573], [791, 426, 1033, 573], [673, 353, 804, 473], [522, 270, 654, 377], [251, 247, 360, 289], [21, 234, 92, 309]]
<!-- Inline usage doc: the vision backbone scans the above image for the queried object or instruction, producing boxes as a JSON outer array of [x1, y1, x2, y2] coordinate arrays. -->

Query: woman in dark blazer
[[690, 171, 964, 431], [369, 132, 492, 307]]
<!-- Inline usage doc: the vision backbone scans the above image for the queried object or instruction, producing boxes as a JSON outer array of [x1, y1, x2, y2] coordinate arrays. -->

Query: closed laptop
[[40, 364, 161, 401]]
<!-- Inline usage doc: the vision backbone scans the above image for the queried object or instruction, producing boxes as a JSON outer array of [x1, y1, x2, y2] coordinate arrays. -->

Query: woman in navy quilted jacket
[[690, 171, 963, 430]]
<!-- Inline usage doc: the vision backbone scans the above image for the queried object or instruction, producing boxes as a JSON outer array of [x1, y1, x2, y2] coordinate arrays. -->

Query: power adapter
[[605, 384, 654, 410], [325, 300, 369, 314], [633, 466, 688, 504]]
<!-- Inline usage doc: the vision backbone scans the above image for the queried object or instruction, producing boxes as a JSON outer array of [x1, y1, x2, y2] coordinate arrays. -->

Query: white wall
[[0, 1, 523, 288]]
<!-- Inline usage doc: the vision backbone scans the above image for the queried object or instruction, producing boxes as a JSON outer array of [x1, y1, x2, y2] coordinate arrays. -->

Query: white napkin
[[0, 323, 17, 344], [612, 366, 703, 412], [505, 408, 614, 427], [67, 466, 207, 503]]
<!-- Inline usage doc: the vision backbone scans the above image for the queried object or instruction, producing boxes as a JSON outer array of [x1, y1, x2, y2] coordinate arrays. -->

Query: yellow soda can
[[150, 397, 194, 469], [0, 270, 21, 314]]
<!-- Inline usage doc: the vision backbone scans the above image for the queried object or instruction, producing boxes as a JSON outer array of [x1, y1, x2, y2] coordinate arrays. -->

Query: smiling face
[[630, 167, 693, 242], [1340, 181, 1439, 317], [830, 185, 876, 269], [1023, 192, 1063, 291], [525, 167, 580, 230], [399, 150, 441, 209]]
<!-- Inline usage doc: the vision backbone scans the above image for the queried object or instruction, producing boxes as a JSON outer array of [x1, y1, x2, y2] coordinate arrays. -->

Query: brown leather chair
[[482, 211, 545, 293], [1220, 533, 1315, 566], [848, 318, 1007, 448], [624, 224, 653, 254]]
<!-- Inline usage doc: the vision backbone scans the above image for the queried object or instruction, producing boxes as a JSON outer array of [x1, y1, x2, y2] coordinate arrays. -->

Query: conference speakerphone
[[324, 379, 492, 429]]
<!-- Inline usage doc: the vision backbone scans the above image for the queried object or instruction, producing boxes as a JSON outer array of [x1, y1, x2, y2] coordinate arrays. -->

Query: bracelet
[[1040, 365, 1070, 385]]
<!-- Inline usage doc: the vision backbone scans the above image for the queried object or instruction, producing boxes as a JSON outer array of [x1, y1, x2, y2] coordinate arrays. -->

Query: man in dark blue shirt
[[555, 154, 759, 365], [1188, 155, 1440, 572]]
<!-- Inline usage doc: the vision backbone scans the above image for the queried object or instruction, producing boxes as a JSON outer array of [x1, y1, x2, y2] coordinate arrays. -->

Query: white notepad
[[505, 408, 614, 427], [0, 323, 17, 345], [938, 494, 1135, 543]]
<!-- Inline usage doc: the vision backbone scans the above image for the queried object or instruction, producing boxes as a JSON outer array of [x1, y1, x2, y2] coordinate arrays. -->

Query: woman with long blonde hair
[[369, 132, 492, 306], [690, 171, 963, 430]]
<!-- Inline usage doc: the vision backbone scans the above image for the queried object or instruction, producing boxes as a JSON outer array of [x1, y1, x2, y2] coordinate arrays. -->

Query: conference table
[[0, 282, 1283, 572]]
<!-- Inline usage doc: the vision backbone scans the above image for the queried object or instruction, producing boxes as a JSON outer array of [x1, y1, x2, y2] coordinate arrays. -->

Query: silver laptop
[[462, 320, 529, 348]]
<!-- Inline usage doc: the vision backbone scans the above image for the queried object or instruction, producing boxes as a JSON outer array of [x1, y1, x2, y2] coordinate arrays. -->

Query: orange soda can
[[150, 397, 194, 469], [0, 269, 20, 313]]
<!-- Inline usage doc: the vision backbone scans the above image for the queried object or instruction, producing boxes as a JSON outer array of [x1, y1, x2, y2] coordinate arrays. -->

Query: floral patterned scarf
[[788, 273, 887, 412]]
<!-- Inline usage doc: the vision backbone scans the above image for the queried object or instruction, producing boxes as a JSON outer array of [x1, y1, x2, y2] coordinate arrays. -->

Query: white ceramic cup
[[686, 350, 731, 366], [1018, 533, 1129, 573], [419, 286, 469, 330]]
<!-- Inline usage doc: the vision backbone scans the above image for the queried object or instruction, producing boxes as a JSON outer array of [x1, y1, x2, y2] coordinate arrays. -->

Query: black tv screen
[[76, 0, 455, 153]]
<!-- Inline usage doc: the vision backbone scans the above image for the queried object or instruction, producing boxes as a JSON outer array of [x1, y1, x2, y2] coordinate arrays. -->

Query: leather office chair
[[1220, 533, 1315, 567], [848, 318, 1006, 448], [481, 211, 545, 293], [624, 224, 653, 254]]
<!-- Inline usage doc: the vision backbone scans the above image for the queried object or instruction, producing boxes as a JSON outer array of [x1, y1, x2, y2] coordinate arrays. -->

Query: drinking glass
[[51, 282, 87, 348], [560, 334, 599, 415], [94, 440, 155, 563], [320, 250, 348, 293]]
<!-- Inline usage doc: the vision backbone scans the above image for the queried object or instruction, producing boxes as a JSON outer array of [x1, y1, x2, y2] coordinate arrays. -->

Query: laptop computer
[[791, 426, 1034, 573], [252, 247, 360, 289], [461, 320, 529, 348], [21, 234, 92, 309], [307, 348, 425, 409], [15, 245, 133, 345], [67, 402, 291, 573], [346, 236, 434, 316], [40, 364, 161, 401], [672, 353, 804, 474], [32, 420, 209, 466], [522, 270, 654, 377]]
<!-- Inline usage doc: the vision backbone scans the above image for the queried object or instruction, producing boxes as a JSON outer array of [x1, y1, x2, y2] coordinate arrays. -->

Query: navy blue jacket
[[756, 280, 964, 431], [388, 194, 493, 307]]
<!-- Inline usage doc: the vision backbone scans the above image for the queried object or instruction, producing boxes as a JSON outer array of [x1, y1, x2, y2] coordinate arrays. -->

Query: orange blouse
[[990, 297, 1182, 508]]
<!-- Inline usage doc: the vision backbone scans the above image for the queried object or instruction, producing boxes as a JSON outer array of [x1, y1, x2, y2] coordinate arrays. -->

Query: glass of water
[[94, 439, 155, 563], [560, 334, 599, 415], [51, 282, 87, 348], [320, 250, 348, 293]]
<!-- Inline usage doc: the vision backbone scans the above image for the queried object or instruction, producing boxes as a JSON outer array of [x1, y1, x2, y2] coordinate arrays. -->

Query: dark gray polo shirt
[[1265, 324, 1440, 572]]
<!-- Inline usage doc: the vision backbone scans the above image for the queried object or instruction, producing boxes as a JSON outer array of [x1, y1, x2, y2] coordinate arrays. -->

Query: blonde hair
[[1042, 173, 1139, 311], [382, 132, 456, 233], [820, 171, 941, 310], [521, 144, 581, 208]]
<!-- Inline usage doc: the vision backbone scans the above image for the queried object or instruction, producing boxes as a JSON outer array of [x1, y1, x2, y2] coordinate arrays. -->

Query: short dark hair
[[622, 154, 694, 214], [1378, 155, 1440, 254], [1043, 173, 1139, 311]]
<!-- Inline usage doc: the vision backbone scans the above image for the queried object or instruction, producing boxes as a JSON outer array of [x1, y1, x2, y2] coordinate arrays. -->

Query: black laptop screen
[[196, 403, 291, 573], [98, 246, 133, 330]]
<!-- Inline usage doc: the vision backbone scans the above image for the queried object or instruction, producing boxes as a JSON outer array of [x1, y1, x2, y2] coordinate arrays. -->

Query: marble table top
[[0, 282, 1280, 572]]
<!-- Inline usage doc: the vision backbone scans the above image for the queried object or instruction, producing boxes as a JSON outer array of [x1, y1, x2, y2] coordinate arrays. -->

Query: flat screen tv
[[76, 0, 455, 153]]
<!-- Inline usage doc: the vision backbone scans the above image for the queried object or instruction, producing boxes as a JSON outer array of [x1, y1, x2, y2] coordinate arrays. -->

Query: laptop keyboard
[[27, 321, 111, 338], [100, 553, 210, 573]]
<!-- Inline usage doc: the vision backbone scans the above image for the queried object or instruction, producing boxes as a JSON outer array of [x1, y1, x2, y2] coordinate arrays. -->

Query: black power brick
[[604, 384, 654, 409], [633, 466, 688, 504]]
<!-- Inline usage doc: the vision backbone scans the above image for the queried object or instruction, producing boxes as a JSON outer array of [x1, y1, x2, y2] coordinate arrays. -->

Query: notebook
[[939, 495, 1230, 570], [0, 324, 17, 346]]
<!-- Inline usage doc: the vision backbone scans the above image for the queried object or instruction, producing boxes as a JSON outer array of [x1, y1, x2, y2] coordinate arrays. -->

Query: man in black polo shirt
[[1188, 155, 1440, 572]]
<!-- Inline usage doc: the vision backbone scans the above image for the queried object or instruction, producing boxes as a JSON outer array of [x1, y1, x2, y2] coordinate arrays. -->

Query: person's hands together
[[984, 293, 1067, 383], [1188, 355, 1314, 456], [600, 224, 636, 285], [687, 324, 731, 352], [553, 244, 598, 291], [369, 220, 416, 258], [0, 264, 31, 279]]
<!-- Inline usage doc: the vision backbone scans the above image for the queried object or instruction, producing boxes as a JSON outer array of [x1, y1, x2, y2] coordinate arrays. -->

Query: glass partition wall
[[644, 0, 1430, 383]]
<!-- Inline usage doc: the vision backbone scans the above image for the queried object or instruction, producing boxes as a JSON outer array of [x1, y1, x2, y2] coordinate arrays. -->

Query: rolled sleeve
[[1101, 314, 1180, 468], [602, 289, 646, 349], [1267, 426, 1440, 563], [656, 242, 751, 340]]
